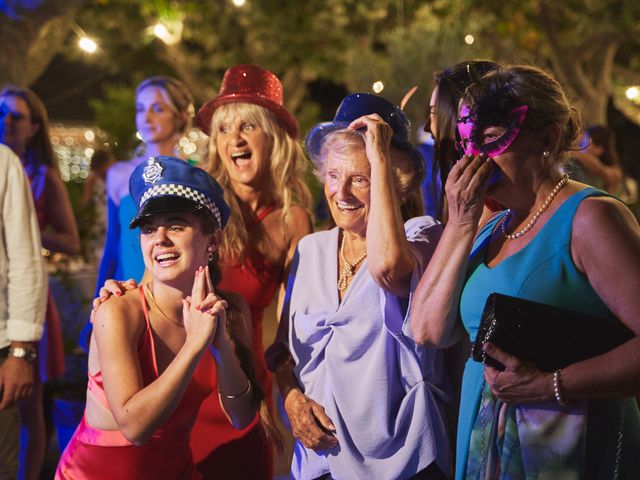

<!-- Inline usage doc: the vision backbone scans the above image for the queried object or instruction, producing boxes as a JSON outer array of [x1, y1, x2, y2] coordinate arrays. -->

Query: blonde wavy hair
[[206, 103, 312, 265]]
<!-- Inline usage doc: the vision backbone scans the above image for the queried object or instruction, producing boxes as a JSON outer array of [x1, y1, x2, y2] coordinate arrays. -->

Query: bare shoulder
[[573, 195, 638, 237], [572, 194, 640, 271], [105, 159, 138, 197], [285, 204, 313, 238], [93, 289, 146, 340]]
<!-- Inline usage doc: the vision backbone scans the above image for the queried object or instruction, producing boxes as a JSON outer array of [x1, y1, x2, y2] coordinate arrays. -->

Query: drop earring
[[543, 150, 550, 158], [207, 247, 214, 263]]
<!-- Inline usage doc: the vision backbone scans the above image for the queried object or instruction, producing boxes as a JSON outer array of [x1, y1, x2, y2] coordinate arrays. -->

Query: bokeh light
[[78, 37, 97, 53]]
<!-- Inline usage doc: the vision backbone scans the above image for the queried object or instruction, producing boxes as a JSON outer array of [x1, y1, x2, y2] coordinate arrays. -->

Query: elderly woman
[[267, 93, 450, 479], [410, 65, 640, 478]]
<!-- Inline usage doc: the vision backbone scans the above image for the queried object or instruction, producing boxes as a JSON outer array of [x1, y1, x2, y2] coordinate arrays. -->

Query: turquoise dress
[[456, 188, 640, 479]]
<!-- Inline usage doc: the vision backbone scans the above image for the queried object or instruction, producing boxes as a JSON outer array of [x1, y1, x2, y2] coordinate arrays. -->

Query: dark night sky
[[31, 54, 118, 122]]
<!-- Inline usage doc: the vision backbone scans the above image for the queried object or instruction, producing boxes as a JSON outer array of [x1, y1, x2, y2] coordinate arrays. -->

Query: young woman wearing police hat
[[56, 157, 274, 479]]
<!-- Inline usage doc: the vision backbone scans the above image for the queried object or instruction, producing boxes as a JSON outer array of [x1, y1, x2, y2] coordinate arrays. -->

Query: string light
[[151, 22, 182, 45], [626, 86, 640, 101], [372, 81, 384, 93], [78, 37, 97, 53], [464, 34, 475, 45], [232, 0, 246, 6]]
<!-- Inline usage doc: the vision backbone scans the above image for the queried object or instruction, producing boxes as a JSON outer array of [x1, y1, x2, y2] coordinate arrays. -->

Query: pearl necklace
[[500, 174, 569, 240], [337, 233, 367, 292], [144, 283, 184, 327]]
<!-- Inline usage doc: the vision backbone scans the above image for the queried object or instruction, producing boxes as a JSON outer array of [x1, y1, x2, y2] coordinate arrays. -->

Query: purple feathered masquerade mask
[[457, 103, 528, 158]]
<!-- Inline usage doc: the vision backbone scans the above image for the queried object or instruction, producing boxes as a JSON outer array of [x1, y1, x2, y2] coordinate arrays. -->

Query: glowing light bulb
[[79, 37, 97, 53], [464, 34, 475, 45], [232, 0, 246, 6], [153, 23, 169, 39], [372, 81, 384, 94], [626, 86, 640, 101]]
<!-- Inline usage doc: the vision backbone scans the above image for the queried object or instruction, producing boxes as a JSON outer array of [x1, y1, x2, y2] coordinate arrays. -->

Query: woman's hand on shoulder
[[91, 278, 139, 321]]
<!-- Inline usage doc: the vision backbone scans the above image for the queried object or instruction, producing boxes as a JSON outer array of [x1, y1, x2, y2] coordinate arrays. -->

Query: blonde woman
[[94, 76, 195, 301], [192, 64, 312, 478]]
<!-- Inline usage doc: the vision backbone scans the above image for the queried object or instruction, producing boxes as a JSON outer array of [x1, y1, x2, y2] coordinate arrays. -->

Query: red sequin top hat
[[196, 64, 299, 139]]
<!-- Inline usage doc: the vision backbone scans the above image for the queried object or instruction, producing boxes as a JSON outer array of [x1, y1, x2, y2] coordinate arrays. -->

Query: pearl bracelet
[[553, 369, 567, 406], [218, 380, 252, 400]]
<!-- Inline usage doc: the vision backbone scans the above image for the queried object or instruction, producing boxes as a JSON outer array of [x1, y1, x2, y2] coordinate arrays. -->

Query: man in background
[[0, 144, 46, 479]]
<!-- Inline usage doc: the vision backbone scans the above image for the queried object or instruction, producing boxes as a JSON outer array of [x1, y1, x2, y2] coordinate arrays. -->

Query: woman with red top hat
[[192, 64, 312, 479]]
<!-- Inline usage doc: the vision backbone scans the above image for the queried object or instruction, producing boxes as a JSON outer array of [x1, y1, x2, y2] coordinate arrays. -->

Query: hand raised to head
[[348, 114, 393, 164]]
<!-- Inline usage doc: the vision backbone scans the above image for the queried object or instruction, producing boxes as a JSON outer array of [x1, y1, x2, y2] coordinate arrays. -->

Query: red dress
[[23, 160, 65, 381], [55, 287, 212, 479], [189, 206, 282, 479]]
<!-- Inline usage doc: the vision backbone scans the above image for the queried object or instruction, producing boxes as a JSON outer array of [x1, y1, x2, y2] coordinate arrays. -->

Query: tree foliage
[[2, 0, 639, 136]]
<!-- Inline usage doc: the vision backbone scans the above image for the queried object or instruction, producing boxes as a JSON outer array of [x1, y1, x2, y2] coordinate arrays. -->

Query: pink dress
[[55, 287, 213, 479]]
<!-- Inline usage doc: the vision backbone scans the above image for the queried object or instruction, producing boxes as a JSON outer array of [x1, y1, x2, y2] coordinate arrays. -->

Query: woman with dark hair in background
[[0, 85, 80, 480], [425, 61, 497, 222]]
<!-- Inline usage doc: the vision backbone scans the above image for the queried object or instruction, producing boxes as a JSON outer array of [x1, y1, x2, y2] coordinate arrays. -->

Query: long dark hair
[[430, 61, 497, 219], [199, 211, 283, 453], [0, 85, 54, 166]]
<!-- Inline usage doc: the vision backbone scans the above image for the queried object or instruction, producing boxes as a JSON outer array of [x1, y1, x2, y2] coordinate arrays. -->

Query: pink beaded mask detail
[[457, 103, 528, 157]]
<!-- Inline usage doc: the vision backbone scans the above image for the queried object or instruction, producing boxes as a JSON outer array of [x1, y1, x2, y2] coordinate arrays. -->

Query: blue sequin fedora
[[305, 93, 425, 180], [129, 156, 231, 229]]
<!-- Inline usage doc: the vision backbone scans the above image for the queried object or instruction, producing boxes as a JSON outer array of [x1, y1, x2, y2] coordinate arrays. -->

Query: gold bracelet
[[553, 369, 567, 406], [218, 380, 252, 399]]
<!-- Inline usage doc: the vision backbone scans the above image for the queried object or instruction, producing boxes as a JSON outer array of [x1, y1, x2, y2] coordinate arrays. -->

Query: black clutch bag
[[471, 292, 635, 372]]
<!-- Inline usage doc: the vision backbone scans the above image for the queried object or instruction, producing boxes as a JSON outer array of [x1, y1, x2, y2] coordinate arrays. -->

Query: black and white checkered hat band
[[139, 183, 222, 226]]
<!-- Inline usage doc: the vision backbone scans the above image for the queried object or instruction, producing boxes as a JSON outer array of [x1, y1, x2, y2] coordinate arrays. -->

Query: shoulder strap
[[138, 285, 159, 376], [245, 203, 276, 230]]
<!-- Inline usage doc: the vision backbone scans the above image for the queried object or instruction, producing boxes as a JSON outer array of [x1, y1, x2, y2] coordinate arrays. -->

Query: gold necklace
[[337, 232, 367, 292], [500, 174, 569, 240], [144, 283, 184, 327]]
